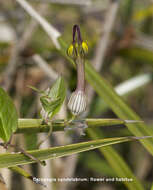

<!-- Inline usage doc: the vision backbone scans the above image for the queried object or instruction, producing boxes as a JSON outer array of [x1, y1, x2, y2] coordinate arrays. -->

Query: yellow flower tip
[[82, 41, 88, 54], [67, 44, 74, 57], [75, 42, 79, 48]]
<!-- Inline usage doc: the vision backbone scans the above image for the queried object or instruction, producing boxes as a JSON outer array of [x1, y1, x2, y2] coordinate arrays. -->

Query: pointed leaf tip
[[129, 136, 153, 140], [124, 120, 144, 123]]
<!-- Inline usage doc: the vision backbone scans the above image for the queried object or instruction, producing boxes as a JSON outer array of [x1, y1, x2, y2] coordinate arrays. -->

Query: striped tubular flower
[[67, 25, 88, 116]]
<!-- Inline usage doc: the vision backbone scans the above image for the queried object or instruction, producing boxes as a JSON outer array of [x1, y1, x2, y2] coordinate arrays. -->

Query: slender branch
[[93, 0, 119, 71], [16, 0, 61, 49], [32, 0, 92, 6], [37, 122, 53, 147], [16, 118, 142, 134], [17, 4, 48, 50]]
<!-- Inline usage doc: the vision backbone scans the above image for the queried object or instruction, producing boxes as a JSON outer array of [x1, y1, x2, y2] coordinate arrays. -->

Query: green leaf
[[85, 63, 153, 155], [0, 136, 151, 168], [119, 48, 153, 64], [0, 87, 18, 142], [88, 129, 145, 190], [82, 152, 116, 177], [40, 97, 61, 115], [27, 85, 43, 93], [41, 77, 66, 119], [9, 166, 33, 179], [9, 166, 46, 187], [151, 183, 153, 190]]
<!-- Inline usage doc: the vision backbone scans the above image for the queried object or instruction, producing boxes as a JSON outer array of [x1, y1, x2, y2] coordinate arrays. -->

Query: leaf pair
[[40, 96, 61, 116], [30, 77, 66, 120]]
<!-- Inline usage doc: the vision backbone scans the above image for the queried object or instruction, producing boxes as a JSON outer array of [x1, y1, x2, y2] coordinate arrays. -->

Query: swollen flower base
[[68, 90, 87, 115]]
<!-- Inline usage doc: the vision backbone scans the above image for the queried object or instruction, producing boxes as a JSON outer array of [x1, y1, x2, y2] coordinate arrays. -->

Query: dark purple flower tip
[[73, 24, 82, 44]]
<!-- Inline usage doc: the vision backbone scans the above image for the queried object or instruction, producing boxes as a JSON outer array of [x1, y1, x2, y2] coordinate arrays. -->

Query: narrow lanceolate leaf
[[0, 87, 18, 142], [83, 152, 116, 177], [0, 136, 151, 168], [85, 63, 153, 155], [27, 85, 44, 94], [119, 48, 153, 64], [16, 118, 142, 133], [88, 129, 145, 190], [9, 166, 46, 187]]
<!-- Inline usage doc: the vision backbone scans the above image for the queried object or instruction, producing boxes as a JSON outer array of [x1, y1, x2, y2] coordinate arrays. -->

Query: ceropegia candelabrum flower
[[68, 90, 87, 115], [67, 25, 88, 116]]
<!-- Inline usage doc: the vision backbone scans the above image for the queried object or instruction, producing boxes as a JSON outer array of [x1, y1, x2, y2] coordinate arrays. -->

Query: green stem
[[37, 121, 53, 148], [16, 118, 142, 134]]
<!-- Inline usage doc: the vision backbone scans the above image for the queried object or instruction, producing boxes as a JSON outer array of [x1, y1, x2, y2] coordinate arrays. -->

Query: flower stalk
[[76, 56, 85, 91]]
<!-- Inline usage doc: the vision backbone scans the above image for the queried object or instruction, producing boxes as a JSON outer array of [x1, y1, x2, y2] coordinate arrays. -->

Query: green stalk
[[16, 118, 141, 133]]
